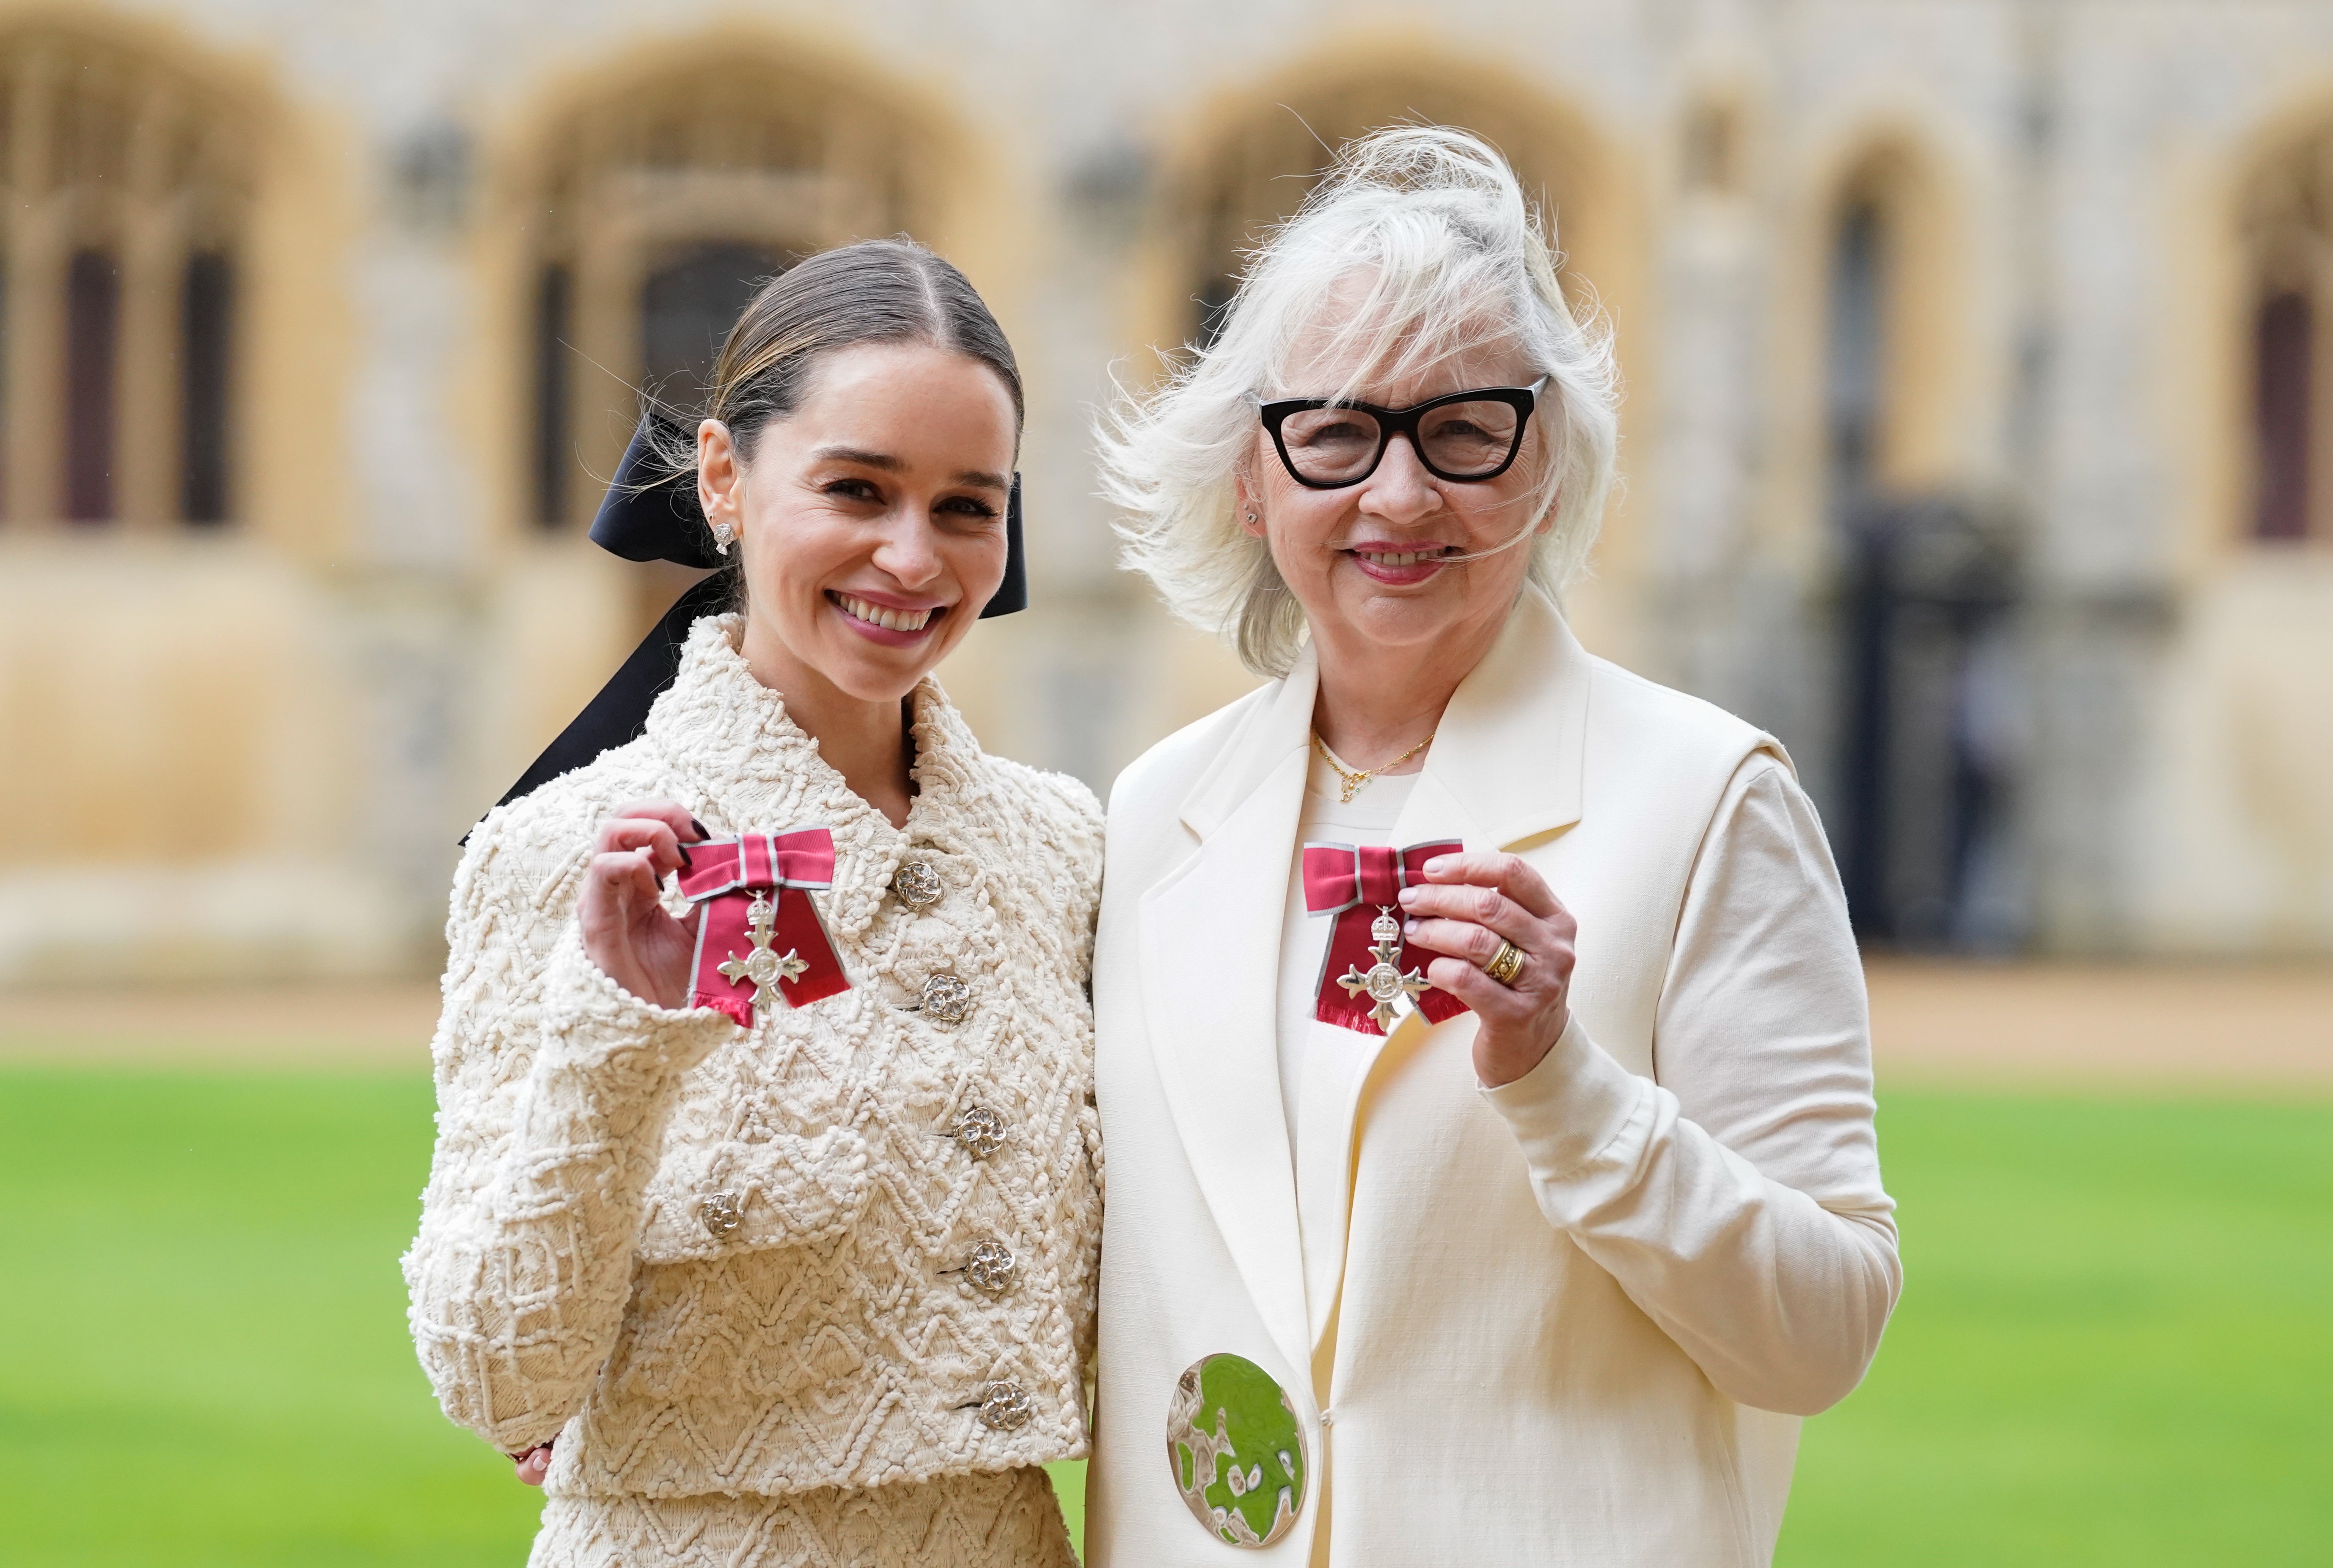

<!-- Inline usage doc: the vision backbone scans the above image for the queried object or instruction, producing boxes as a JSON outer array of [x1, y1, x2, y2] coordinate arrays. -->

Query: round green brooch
[[1164, 1352, 1308, 1548]]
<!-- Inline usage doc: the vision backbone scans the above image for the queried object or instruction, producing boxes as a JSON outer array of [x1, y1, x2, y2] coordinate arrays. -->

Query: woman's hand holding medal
[[578, 799, 708, 1011], [1398, 851, 1578, 1087]]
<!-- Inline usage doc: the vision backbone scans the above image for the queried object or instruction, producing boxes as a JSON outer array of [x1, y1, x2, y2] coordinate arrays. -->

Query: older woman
[[1084, 129, 1899, 1565]]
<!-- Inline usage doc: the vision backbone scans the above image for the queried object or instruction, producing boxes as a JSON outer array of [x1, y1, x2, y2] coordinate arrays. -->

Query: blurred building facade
[[2, 0, 2331, 980]]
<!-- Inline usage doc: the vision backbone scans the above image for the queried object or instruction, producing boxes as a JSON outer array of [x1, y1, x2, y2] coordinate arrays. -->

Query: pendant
[[716, 890, 808, 1012], [1335, 906, 1429, 1032]]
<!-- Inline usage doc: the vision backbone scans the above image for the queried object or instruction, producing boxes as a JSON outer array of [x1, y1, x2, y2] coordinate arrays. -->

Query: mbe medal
[[1301, 839, 1472, 1035], [1335, 906, 1430, 1033], [677, 828, 852, 1026], [715, 890, 809, 1012]]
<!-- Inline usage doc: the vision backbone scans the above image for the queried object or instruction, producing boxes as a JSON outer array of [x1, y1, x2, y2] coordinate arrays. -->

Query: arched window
[[0, 28, 249, 527], [2241, 124, 2333, 544], [1180, 73, 1597, 348], [527, 58, 926, 529]]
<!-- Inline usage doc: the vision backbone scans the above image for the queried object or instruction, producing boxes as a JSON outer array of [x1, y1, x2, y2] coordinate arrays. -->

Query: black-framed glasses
[[1257, 376, 1547, 488]]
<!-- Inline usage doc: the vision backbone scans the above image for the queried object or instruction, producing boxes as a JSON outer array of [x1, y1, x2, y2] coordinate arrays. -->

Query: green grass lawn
[[1781, 1090, 2333, 1565], [0, 1067, 2324, 1565]]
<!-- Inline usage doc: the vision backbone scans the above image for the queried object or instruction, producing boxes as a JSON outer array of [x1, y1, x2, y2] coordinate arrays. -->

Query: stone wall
[[1, 0, 2330, 976]]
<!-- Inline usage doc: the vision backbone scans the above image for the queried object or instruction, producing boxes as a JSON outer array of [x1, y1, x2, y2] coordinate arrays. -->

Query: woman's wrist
[[542, 927, 735, 1079], [1474, 1003, 1570, 1088]]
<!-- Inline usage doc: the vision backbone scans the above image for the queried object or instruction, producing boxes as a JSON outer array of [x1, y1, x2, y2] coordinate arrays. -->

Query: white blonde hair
[[1100, 126, 1619, 676]]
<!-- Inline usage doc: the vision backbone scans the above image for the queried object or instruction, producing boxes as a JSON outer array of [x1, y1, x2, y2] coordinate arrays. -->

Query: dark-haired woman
[[404, 240, 1099, 1567]]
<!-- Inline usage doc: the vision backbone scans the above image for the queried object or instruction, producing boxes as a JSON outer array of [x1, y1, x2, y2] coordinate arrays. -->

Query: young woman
[[404, 240, 1100, 1568], [1086, 129, 1897, 1564]]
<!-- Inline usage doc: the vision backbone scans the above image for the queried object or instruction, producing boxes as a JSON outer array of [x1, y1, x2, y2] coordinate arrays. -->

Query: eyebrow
[[811, 445, 1010, 492]]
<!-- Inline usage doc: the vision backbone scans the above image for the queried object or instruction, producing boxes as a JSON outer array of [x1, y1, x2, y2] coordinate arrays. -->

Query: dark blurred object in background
[[1835, 497, 2022, 951]]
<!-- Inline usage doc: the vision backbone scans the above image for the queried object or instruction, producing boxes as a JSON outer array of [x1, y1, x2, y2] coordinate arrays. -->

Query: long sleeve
[[1482, 752, 1900, 1416], [401, 840, 735, 1455]]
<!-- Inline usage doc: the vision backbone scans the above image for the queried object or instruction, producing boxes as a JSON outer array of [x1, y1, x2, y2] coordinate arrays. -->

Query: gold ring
[[1483, 939, 1525, 987]]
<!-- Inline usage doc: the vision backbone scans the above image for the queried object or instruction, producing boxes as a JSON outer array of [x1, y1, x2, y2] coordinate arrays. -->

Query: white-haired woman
[[1084, 129, 1899, 1565]]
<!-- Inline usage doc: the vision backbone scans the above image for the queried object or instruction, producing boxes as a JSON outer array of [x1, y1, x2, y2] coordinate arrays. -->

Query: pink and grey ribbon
[[677, 828, 850, 1026], [1300, 839, 1471, 1035]]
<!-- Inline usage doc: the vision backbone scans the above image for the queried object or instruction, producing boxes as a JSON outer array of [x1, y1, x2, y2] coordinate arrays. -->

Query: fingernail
[[1403, 920, 1420, 938], [1425, 856, 1453, 874], [689, 817, 709, 840], [1398, 887, 1418, 906], [677, 845, 694, 871]]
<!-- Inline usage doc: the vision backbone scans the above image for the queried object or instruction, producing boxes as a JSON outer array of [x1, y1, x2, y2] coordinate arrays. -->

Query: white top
[[1084, 590, 1899, 1568], [1273, 749, 1419, 1346]]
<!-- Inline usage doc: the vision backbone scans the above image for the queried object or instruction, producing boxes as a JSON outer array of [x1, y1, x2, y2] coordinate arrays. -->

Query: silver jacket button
[[963, 1238, 1018, 1295], [699, 1190, 744, 1240], [974, 1379, 1034, 1431], [892, 857, 943, 909], [947, 1104, 1009, 1159], [921, 972, 974, 1024]]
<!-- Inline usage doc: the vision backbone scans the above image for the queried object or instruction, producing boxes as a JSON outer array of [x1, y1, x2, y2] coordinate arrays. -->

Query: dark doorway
[[181, 250, 235, 524], [641, 242, 786, 413], [2253, 288, 2313, 541], [531, 262, 574, 528], [1834, 498, 2020, 947], [64, 249, 120, 523], [1823, 193, 2022, 947]]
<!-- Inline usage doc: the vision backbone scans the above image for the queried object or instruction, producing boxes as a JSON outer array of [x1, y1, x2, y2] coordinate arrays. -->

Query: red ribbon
[[677, 828, 850, 1027], [1301, 840, 1470, 1035]]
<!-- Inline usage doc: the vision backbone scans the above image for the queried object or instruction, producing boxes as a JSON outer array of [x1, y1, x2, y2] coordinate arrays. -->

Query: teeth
[[837, 594, 933, 632], [1357, 550, 1437, 568]]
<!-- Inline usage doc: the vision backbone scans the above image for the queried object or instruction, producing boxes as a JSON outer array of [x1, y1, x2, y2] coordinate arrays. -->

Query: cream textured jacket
[[402, 615, 1104, 1521], [1086, 589, 1900, 1566]]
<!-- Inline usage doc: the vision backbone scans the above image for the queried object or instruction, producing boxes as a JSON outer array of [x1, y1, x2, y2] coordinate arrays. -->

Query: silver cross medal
[[1337, 906, 1430, 1031], [718, 891, 808, 1012]]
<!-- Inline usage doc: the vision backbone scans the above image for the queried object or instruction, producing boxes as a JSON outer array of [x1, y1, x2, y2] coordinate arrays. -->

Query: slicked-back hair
[[642, 237, 1022, 562]]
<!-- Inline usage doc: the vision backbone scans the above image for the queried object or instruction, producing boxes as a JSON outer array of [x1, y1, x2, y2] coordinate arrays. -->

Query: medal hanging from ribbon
[[1302, 840, 1471, 1035], [677, 828, 851, 1027]]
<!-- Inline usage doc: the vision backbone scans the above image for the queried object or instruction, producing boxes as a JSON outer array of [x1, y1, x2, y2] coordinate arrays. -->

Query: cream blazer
[[1086, 589, 1899, 1566]]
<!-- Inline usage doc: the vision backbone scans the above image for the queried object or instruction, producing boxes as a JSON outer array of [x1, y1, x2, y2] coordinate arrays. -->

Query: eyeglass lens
[[1277, 398, 1523, 484]]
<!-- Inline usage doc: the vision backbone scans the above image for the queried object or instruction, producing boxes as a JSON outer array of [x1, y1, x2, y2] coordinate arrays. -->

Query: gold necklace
[[1312, 730, 1436, 804]]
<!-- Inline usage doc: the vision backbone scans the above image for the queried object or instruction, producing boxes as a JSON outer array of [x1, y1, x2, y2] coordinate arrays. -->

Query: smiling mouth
[[1348, 545, 1458, 568], [832, 593, 940, 633]]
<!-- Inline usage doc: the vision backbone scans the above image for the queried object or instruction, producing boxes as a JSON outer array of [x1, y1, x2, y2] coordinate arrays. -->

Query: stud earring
[[710, 518, 735, 555]]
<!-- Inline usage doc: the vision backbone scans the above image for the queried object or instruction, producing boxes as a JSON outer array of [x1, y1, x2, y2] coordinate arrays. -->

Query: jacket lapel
[[1133, 592, 1596, 1382], [1392, 585, 1591, 855], [1138, 652, 1318, 1381], [1305, 590, 1596, 1352]]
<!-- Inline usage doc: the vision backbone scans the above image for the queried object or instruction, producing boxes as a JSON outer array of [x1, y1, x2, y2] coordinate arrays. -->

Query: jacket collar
[[641, 613, 977, 943], [1140, 586, 1596, 1381], [1178, 585, 1591, 853]]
